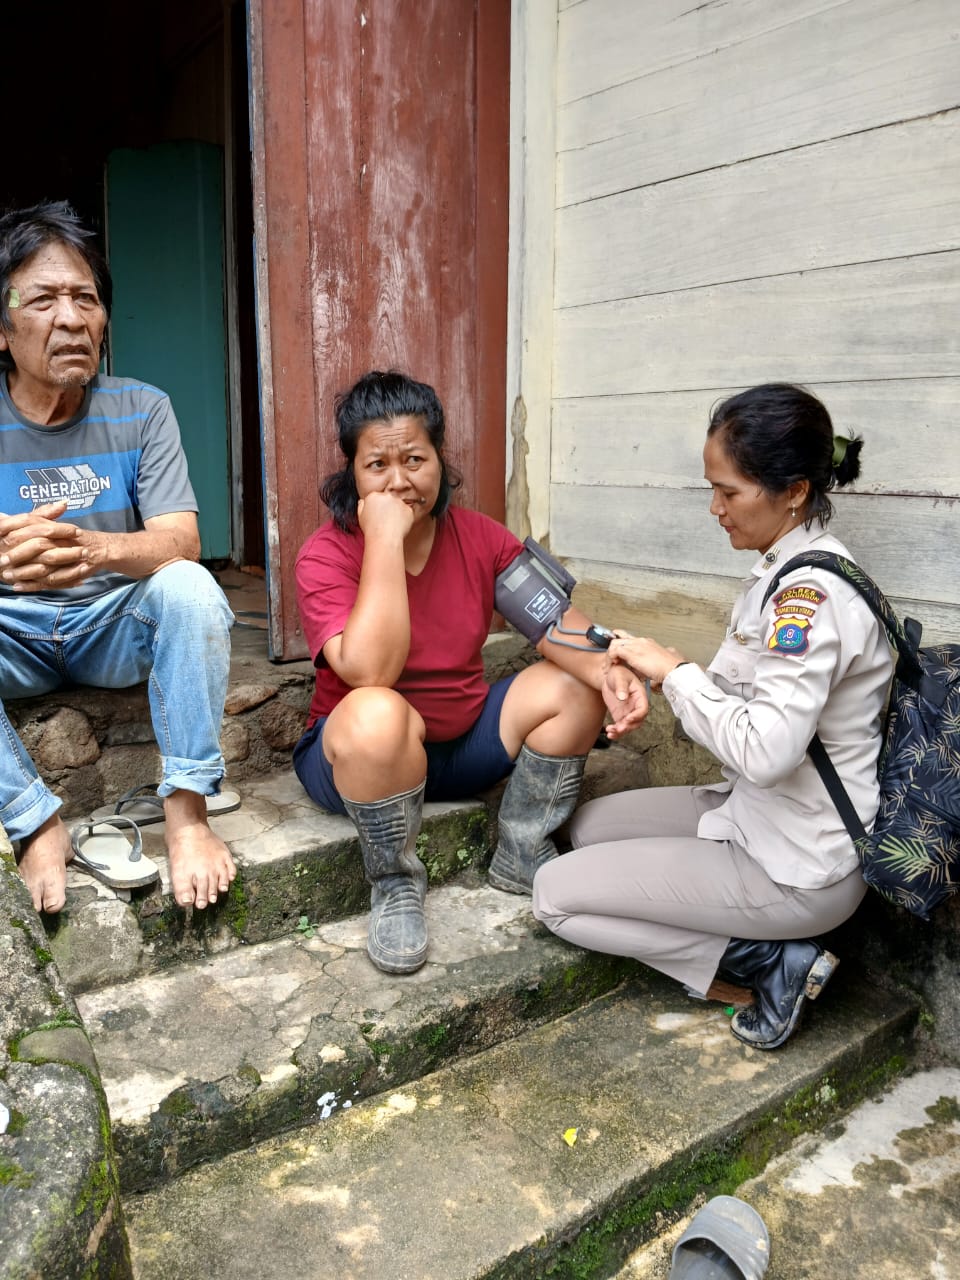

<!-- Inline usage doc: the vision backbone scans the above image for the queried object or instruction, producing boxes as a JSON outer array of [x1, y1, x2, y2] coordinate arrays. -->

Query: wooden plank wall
[[549, 0, 960, 659]]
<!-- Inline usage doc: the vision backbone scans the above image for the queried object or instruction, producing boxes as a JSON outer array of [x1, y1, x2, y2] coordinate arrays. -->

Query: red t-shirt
[[295, 506, 523, 740]]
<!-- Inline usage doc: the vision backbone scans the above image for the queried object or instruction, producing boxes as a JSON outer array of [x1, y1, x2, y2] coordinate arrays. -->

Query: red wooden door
[[248, 0, 510, 659]]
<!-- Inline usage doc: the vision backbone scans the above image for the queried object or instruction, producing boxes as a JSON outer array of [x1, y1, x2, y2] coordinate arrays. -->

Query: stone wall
[[4, 647, 318, 825]]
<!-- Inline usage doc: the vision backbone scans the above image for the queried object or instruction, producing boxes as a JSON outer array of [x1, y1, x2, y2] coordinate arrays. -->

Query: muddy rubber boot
[[342, 781, 428, 975], [487, 745, 587, 895], [718, 937, 838, 1050]]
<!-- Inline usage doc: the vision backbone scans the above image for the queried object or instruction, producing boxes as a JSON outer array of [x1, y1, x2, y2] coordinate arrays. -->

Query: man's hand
[[0, 508, 199, 590], [602, 663, 649, 739], [0, 501, 90, 591]]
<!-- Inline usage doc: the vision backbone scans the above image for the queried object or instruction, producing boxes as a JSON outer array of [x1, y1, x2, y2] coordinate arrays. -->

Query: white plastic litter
[[317, 1091, 338, 1120]]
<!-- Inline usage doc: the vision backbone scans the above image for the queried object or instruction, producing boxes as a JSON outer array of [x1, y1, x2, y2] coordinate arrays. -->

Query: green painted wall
[[106, 141, 231, 560]]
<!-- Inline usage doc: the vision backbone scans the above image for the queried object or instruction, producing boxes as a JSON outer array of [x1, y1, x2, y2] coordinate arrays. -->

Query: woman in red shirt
[[294, 371, 644, 975]]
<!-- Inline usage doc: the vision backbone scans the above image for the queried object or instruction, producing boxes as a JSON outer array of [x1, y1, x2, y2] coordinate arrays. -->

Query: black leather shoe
[[721, 939, 838, 1050]]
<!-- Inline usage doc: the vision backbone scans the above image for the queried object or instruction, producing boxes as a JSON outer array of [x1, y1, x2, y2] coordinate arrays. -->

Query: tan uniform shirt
[[662, 524, 894, 888]]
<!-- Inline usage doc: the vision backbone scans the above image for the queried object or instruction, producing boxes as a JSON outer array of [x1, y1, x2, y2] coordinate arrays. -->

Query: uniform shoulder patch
[[767, 583, 828, 656], [772, 584, 827, 611]]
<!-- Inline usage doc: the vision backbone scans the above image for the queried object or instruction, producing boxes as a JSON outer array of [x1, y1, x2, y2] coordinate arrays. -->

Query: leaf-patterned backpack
[[764, 550, 960, 920]]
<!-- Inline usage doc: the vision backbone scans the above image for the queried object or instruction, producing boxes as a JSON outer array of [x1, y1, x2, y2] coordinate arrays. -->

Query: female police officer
[[533, 383, 894, 1049], [293, 371, 645, 975]]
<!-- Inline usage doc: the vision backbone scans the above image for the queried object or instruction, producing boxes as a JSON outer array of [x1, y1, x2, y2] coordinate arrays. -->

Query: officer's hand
[[602, 664, 649, 739], [606, 635, 686, 687]]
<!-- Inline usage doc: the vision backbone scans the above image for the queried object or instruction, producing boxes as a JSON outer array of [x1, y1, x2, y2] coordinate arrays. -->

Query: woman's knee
[[568, 796, 603, 848], [531, 857, 567, 928], [324, 687, 424, 766], [503, 663, 604, 755], [531, 864, 551, 924]]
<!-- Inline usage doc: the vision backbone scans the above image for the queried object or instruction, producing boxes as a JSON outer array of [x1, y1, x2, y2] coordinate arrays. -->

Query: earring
[[790, 506, 797, 518]]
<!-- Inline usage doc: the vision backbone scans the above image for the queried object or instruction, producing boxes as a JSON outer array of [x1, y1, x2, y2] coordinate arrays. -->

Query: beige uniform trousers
[[532, 785, 867, 996]]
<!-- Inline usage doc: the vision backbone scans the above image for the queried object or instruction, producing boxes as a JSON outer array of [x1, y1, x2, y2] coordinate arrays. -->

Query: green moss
[[417, 809, 490, 881], [926, 1094, 960, 1124], [158, 1089, 199, 1118], [9, 917, 55, 968], [5, 1107, 27, 1136], [522, 956, 632, 1018], [530, 1143, 762, 1280], [739, 1054, 908, 1171], [224, 875, 249, 938], [74, 1151, 114, 1218], [494, 1049, 913, 1280], [66, 1065, 121, 1223], [0, 1156, 35, 1189], [133, 899, 175, 942], [8, 1008, 83, 1058], [416, 1023, 448, 1048]]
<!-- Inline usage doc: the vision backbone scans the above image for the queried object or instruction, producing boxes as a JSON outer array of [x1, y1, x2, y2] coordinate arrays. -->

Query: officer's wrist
[[666, 661, 695, 678]]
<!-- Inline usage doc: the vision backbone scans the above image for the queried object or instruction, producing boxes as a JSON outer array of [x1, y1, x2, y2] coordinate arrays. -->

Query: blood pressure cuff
[[494, 537, 576, 644]]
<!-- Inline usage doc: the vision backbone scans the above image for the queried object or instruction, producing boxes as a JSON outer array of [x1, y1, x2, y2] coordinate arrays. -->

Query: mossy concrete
[[121, 974, 917, 1280], [43, 729, 650, 997], [0, 833, 131, 1280], [5, 622, 959, 1280], [618, 1065, 960, 1279], [43, 772, 494, 993], [75, 882, 634, 1192]]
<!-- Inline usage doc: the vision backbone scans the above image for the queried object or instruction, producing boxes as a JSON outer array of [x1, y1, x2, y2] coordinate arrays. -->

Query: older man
[[0, 201, 236, 914]]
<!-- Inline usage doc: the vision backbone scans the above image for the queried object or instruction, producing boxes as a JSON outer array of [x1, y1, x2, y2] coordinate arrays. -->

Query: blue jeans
[[0, 561, 234, 842]]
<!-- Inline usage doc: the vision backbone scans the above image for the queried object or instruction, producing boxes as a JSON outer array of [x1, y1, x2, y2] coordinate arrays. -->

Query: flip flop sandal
[[69, 816, 160, 890], [670, 1196, 770, 1280], [89, 783, 241, 828]]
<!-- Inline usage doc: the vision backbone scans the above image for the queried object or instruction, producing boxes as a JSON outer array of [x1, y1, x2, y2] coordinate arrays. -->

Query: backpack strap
[[761, 549, 924, 688], [764, 551, 931, 851], [807, 733, 868, 845]]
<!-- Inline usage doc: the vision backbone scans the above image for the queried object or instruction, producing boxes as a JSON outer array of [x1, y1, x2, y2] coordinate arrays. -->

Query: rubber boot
[[487, 745, 587, 895], [342, 781, 428, 975], [717, 937, 839, 1050]]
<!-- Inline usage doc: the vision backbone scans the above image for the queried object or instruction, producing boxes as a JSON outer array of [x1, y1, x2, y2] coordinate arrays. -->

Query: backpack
[[763, 549, 960, 920]]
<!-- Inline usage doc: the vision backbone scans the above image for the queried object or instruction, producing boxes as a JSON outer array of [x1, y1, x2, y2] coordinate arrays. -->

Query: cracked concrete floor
[[76, 883, 542, 1125]]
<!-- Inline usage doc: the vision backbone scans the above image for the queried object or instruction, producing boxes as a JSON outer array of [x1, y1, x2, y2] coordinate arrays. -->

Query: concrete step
[[46, 733, 647, 996], [77, 882, 634, 1193], [121, 967, 918, 1280], [616, 1064, 960, 1279], [47, 769, 492, 994]]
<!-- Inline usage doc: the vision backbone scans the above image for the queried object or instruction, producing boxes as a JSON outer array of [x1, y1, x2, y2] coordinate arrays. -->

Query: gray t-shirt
[[0, 373, 197, 602]]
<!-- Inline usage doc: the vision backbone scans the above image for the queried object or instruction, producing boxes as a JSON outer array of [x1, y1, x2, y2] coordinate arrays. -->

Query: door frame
[[247, 0, 511, 659]]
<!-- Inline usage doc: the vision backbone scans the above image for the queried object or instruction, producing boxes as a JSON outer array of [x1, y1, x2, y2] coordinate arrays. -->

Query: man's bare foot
[[163, 789, 237, 908], [16, 814, 73, 913]]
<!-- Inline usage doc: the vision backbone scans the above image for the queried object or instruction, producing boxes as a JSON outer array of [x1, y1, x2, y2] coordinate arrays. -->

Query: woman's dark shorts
[[292, 675, 517, 815]]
